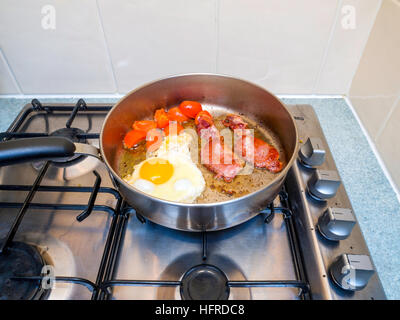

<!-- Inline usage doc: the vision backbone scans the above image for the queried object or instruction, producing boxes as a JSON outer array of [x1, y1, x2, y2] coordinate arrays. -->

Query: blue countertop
[[0, 96, 399, 299]]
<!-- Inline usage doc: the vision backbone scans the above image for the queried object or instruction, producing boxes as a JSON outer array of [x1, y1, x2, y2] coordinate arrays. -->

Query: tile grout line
[[0, 48, 23, 95], [346, 0, 383, 95], [312, 0, 342, 94], [344, 96, 400, 203], [374, 93, 400, 142], [95, 0, 119, 95]]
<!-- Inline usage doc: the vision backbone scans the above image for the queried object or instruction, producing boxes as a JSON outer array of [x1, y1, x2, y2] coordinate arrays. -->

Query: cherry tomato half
[[123, 129, 147, 149], [164, 122, 184, 136], [146, 128, 164, 152], [195, 110, 213, 126], [167, 107, 189, 122], [132, 120, 157, 132], [154, 108, 169, 128], [179, 101, 202, 119]]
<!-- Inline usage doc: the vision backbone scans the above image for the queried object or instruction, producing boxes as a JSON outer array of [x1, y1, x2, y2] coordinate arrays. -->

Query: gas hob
[[0, 100, 386, 300]]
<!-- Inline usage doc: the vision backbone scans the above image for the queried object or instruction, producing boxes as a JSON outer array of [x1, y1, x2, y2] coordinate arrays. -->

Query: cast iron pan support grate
[[0, 99, 119, 299], [99, 188, 311, 300]]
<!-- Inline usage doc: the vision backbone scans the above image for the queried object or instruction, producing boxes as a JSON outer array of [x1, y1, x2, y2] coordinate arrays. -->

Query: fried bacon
[[223, 114, 283, 173], [223, 114, 248, 130], [196, 111, 244, 182], [201, 137, 244, 183], [195, 111, 220, 141]]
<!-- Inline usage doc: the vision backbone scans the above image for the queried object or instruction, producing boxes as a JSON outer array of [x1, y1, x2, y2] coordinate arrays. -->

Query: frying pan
[[0, 74, 298, 231]]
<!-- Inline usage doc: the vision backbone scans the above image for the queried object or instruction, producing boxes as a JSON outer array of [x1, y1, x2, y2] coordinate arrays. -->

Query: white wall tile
[[315, 0, 381, 94], [350, 94, 397, 140], [217, 0, 339, 94], [349, 0, 400, 96], [376, 98, 400, 188], [0, 0, 116, 94], [349, 0, 400, 190], [0, 0, 386, 95], [0, 49, 19, 94], [97, 0, 217, 93]]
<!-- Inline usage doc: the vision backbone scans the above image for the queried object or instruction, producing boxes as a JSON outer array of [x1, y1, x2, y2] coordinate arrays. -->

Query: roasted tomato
[[123, 129, 147, 149], [179, 101, 202, 119], [164, 122, 184, 136], [195, 110, 213, 126], [132, 120, 157, 132], [146, 128, 164, 152], [154, 108, 169, 128], [167, 107, 189, 122]]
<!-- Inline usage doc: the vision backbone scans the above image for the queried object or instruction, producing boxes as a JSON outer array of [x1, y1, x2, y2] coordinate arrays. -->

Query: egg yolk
[[139, 158, 174, 184]]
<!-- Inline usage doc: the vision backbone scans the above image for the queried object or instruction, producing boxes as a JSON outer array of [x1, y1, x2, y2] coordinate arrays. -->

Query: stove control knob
[[330, 254, 374, 291], [299, 137, 326, 167], [318, 207, 356, 240], [307, 169, 341, 200]]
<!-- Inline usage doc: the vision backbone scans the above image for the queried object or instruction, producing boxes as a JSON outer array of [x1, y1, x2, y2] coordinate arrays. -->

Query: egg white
[[123, 132, 205, 203]]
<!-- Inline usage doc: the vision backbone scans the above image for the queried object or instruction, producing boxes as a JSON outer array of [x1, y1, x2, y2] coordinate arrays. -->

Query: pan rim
[[100, 73, 299, 208]]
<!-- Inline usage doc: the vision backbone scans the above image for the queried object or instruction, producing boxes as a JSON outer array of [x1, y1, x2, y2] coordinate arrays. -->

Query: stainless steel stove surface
[[0, 100, 386, 300]]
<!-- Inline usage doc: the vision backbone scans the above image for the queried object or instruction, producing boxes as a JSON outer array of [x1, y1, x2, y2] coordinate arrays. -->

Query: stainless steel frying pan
[[0, 74, 298, 231]]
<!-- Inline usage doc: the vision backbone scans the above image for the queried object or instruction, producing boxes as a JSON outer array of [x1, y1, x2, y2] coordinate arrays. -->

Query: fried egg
[[123, 132, 205, 203]]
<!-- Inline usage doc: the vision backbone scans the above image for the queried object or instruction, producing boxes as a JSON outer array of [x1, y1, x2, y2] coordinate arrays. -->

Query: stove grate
[[0, 99, 122, 299], [100, 189, 311, 300], [0, 175, 123, 300]]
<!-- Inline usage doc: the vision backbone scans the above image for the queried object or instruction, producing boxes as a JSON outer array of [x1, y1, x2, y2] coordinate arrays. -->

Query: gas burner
[[0, 241, 50, 300], [180, 264, 230, 300], [32, 127, 101, 181], [49, 127, 87, 165]]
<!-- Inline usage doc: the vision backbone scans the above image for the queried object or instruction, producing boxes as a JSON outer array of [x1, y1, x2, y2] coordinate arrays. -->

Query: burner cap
[[32, 127, 100, 181], [0, 241, 48, 300], [180, 264, 229, 300], [49, 127, 87, 165]]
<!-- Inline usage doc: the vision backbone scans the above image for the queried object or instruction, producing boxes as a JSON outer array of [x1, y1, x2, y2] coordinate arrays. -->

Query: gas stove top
[[0, 99, 386, 300]]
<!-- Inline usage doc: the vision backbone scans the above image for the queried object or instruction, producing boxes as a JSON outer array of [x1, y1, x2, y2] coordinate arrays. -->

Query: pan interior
[[101, 74, 298, 208], [117, 104, 287, 204]]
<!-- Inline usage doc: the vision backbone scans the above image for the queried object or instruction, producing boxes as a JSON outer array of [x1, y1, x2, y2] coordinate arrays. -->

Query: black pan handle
[[0, 137, 76, 166]]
